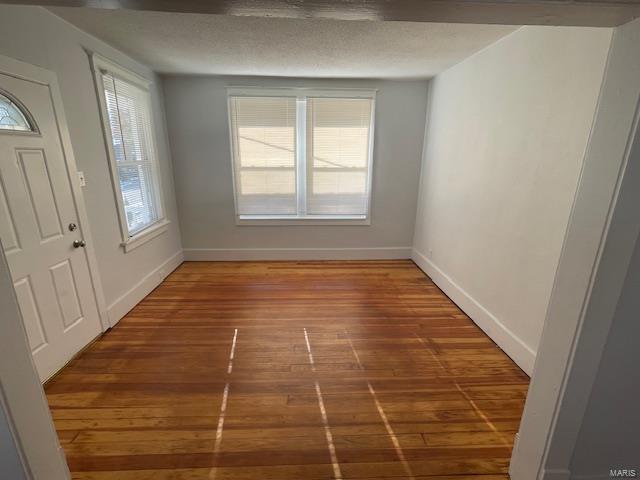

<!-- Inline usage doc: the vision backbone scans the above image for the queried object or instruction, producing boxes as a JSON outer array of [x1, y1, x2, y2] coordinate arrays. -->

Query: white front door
[[0, 72, 102, 382]]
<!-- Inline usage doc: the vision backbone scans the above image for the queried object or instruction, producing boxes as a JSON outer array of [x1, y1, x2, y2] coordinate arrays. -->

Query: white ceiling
[[50, 7, 518, 78]]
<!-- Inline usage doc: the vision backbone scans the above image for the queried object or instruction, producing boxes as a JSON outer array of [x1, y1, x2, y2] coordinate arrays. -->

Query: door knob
[[73, 240, 86, 248]]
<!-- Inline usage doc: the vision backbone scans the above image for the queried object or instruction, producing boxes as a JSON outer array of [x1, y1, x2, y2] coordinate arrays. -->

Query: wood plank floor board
[[45, 260, 529, 479]]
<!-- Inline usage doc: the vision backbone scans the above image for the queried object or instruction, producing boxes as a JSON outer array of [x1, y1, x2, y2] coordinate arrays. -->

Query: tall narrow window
[[229, 96, 297, 215], [92, 55, 166, 249], [228, 89, 375, 222], [306, 98, 372, 215]]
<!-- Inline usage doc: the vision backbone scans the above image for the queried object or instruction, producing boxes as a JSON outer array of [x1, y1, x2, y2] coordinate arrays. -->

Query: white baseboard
[[412, 248, 536, 376], [183, 247, 412, 261], [106, 250, 184, 327]]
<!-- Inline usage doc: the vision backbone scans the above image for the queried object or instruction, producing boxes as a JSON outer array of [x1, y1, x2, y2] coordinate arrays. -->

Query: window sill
[[236, 215, 370, 226], [121, 219, 170, 253]]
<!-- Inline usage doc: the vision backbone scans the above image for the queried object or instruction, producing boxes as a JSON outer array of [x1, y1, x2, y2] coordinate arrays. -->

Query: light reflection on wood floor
[[45, 260, 529, 479]]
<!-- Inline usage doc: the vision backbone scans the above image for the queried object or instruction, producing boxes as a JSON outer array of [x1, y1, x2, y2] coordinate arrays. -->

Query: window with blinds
[[228, 89, 375, 221], [229, 96, 297, 215], [307, 98, 372, 215], [98, 68, 163, 237]]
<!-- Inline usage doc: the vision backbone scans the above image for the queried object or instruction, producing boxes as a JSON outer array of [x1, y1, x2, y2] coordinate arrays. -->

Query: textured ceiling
[[51, 7, 518, 78]]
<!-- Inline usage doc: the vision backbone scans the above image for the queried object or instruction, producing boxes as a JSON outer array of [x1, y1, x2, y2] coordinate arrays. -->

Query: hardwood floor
[[45, 260, 529, 479]]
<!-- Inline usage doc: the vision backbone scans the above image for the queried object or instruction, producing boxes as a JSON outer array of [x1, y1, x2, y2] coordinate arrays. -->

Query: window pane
[[240, 169, 296, 195], [103, 76, 153, 164], [102, 76, 126, 162], [307, 98, 372, 215], [312, 170, 367, 194], [102, 72, 161, 235], [307, 193, 369, 215], [117, 164, 158, 234], [0, 92, 33, 132], [230, 96, 297, 215]]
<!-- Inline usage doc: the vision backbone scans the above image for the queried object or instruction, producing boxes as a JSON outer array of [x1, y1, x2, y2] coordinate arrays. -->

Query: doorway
[[0, 57, 103, 381]]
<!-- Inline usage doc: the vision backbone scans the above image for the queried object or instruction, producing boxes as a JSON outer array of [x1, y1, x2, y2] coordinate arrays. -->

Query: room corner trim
[[183, 247, 412, 261], [106, 250, 184, 327], [412, 248, 536, 376]]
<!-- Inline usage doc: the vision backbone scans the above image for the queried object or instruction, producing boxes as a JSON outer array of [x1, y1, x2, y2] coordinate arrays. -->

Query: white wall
[[412, 26, 612, 374], [510, 17, 640, 478], [0, 6, 183, 322], [0, 405, 27, 480], [163, 76, 428, 260], [569, 239, 640, 477]]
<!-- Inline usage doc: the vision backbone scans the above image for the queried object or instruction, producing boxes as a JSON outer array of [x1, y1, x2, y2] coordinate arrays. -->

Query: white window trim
[[121, 218, 170, 252], [227, 86, 376, 225], [236, 215, 370, 226], [90, 53, 168, 251]]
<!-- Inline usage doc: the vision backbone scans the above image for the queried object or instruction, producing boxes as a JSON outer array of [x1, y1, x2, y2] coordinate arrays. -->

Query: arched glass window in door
[[0, 91, 34, 132]]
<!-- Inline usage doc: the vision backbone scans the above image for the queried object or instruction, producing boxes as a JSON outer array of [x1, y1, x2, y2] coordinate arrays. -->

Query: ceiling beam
[[2, 0, 640, 26]]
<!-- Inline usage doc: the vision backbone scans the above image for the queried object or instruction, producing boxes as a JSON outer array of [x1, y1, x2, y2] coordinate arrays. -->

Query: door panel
[[17, 148, 64, 241], [0, 178, 19, 253], [12, 276, 48, 353], [49, 259, 84, 330], [0, 72, 101, 381]]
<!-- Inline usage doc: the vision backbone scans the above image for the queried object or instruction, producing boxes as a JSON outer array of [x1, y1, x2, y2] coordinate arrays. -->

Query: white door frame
[[0, 53, 109, 332], [0, 242, 71, 479], [510, 17, 640, 480]]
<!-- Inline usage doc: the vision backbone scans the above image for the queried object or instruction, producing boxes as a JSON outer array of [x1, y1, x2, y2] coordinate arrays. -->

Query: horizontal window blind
[[102, 73, 160, 236], [228, 90, 374, 220], [229, 96, 298, 215], [306, 97, 372, 215]]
